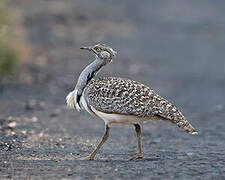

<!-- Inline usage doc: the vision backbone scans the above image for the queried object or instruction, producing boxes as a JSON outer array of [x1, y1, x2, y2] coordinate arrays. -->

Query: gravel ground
[[0, 0, 225, 179]]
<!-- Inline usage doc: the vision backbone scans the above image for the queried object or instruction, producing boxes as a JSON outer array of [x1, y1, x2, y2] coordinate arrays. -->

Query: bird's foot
[[78, 155, 94, 161], [129, 154, 143, 161]]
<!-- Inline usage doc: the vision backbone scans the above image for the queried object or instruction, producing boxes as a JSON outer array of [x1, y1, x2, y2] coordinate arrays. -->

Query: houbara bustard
[[66, 44, 198, 160]]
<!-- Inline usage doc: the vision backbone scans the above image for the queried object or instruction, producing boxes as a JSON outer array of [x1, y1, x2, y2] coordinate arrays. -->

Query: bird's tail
[[66, 90, 76, 109], [175, 118, 198, 135]]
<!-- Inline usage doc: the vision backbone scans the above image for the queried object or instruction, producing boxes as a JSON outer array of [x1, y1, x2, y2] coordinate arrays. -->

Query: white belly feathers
[[80, 91, 150, 125]]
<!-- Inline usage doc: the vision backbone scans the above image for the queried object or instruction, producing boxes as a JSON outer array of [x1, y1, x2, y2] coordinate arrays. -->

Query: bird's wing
[[85, 77, 197, 134], [84, 77, 170, 117]]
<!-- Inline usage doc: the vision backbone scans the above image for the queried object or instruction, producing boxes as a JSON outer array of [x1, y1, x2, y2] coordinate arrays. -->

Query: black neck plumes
[[74, 58, 105, 108]]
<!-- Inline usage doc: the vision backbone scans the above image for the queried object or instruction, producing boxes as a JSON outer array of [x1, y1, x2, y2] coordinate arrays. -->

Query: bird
[[66, 43, 198, 160]]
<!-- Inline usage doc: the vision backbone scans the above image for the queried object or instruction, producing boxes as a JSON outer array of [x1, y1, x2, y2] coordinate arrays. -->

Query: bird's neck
[[75, 58, 105, 96]]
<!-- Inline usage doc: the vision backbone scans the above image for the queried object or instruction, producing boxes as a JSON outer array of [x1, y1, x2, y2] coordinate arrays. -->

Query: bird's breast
[[80, 91, 96, 117]]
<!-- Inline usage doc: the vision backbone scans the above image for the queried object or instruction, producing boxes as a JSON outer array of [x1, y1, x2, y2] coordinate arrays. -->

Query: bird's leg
[[88, 124, 110, 160], [129, 123, 143, 160]]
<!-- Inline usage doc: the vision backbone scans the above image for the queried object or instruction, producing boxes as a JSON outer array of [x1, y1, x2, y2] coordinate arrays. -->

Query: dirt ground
[[1, 0, 225, 179]]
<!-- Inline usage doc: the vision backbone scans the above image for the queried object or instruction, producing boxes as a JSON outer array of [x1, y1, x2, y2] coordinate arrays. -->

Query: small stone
[[24, 100, 36, 110], [186, 152, 195, 156], [31, 117, 38, 122], [8, 122, 17, 128], [39, 132, 44, 137], [50, 113, 58, 118], [21, 130, 27, 134]]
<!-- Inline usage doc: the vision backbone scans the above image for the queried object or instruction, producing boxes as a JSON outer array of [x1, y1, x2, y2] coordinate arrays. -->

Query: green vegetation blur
[[0, 0, 18, 79]]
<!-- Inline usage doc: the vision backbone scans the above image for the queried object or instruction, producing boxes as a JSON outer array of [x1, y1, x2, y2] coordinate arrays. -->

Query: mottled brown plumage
[[84, 77, 197, 134]]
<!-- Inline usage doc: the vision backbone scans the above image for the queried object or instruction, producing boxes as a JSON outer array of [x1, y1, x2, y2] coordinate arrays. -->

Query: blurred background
[[0, 0, 225, 179]]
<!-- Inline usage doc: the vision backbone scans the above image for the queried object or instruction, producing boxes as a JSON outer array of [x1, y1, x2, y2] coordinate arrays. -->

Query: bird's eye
[[95, 47, 101, 52]]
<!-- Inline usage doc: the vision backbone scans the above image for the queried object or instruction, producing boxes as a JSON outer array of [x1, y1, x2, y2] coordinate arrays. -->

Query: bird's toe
[[77, 155, 94, 161], [129, 154, 143, 161]]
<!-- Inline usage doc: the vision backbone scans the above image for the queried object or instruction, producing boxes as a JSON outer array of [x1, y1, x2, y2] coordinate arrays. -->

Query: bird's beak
[[80, 46, 91, 51]]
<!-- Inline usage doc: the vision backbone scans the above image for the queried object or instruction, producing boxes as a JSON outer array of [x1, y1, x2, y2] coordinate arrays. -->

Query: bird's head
[[80, 44, 117, 64]]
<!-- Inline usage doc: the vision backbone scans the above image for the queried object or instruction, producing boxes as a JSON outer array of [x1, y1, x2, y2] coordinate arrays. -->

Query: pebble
[[8, 122, 17, 128], [186, 152, 195, 156]]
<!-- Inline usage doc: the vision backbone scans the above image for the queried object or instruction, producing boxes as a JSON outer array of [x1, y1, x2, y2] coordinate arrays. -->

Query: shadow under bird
[[66, 43, 198, 160]]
